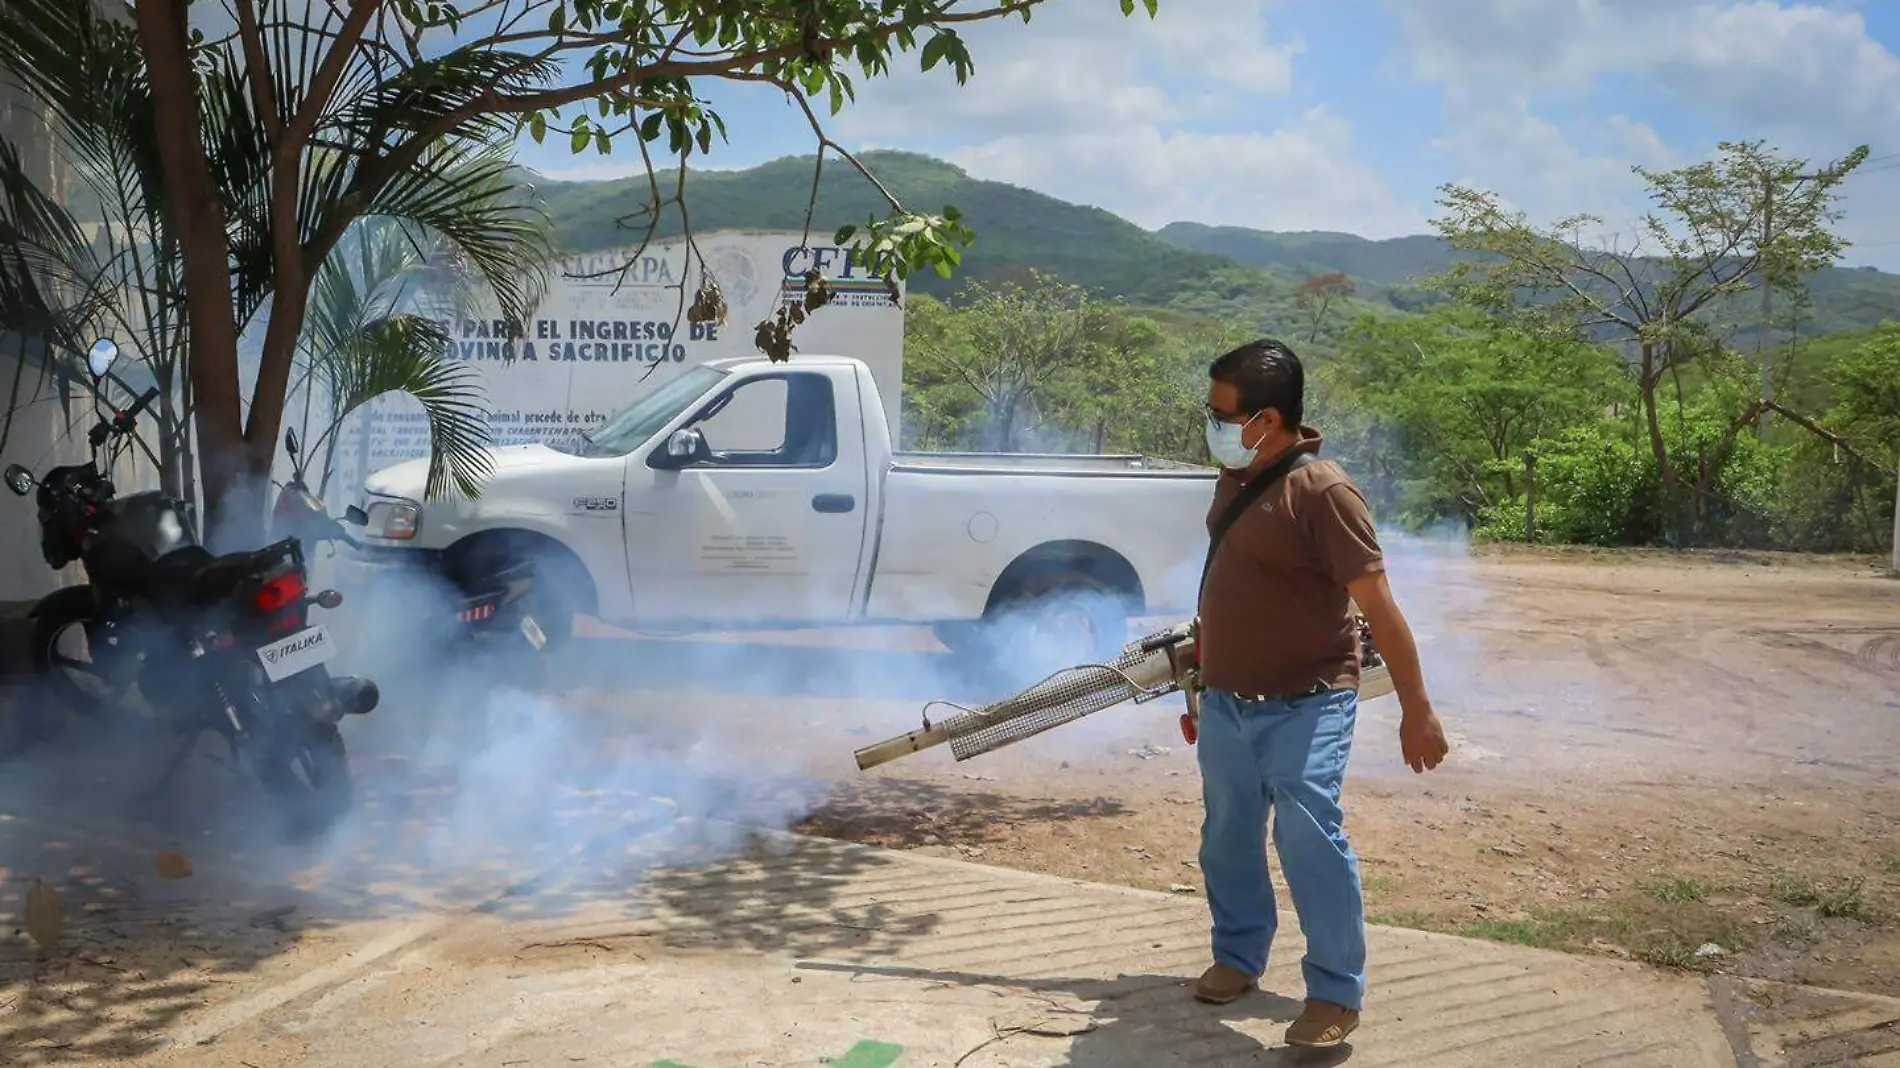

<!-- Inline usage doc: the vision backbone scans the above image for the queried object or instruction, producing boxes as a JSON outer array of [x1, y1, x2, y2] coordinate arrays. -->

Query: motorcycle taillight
[[255, 573, 307, 614]]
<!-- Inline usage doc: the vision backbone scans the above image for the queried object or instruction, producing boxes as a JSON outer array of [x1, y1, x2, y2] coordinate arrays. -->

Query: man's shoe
[[1285, 999, 1359, 1047], [1192, 963, 1257, 1004]]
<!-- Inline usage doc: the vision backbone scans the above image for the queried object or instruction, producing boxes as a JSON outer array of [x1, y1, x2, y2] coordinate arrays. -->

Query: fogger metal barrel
[[853, 622, 1197, 770], [853, 617, 1399, 772]]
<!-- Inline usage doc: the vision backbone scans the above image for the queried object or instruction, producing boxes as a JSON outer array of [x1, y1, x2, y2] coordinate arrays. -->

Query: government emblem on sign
[[700, 244, 761, 321]]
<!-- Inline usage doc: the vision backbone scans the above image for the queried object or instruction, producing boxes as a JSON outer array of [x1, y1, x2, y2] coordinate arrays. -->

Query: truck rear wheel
[[981, 571, 1128, 686]]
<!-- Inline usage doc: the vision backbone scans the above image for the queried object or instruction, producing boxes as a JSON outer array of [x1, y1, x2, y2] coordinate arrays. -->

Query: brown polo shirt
[[1198, 428, 1385, 697]]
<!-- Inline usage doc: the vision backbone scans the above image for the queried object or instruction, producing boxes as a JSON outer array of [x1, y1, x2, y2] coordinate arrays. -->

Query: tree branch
[[234, 0, 284, 140], [771, 76, 906, 214], [1744, 398, 1896, 476]]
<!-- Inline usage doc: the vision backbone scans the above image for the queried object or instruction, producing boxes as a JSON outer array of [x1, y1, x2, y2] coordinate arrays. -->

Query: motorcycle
[[268, 428, 549, 698], [3, 338, 378, 836]]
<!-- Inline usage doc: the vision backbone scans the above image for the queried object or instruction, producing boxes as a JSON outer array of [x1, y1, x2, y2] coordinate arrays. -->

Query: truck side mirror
[[652, 427, 710, 470]]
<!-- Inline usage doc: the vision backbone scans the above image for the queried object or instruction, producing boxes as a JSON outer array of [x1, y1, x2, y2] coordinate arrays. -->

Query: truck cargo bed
[[890, 451, 1214, 477]]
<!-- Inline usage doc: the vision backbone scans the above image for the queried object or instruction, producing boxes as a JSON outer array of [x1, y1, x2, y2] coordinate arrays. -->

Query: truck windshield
[[573, 365, 728, 457]]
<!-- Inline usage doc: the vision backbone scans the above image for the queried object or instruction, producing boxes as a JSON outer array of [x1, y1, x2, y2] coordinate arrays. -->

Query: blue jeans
[[1196, 685, 1366, 1010]]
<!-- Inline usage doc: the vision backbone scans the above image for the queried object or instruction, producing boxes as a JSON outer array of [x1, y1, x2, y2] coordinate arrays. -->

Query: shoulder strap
[[1199, 450, 1317, 598]]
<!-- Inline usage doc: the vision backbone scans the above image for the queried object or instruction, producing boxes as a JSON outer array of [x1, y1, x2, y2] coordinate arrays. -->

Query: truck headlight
[[364, 500, 421, 540]]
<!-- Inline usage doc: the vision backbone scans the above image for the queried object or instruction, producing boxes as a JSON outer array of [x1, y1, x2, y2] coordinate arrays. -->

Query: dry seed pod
[[802, 270, 832, 312], [154, 851, 193, 880], [687, 276, 727, 325], [24, 879, 63, 948]]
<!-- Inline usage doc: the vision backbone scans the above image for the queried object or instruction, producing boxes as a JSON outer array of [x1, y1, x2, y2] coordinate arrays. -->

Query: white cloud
[[824, 0, 1414, 236], [834, 0, 1301, 140], [1390, 0, 1900, 260], [1394, 0, 1900, 134], [952, 106, 1427, 237]]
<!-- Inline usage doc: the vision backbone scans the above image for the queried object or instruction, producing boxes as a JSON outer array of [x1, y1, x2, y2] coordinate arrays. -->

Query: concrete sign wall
[[280, 229, 907, 505]]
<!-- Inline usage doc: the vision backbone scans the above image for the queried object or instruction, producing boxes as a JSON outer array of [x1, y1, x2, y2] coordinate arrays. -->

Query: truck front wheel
[[516, 547, 587, 647], [447, 536, 590, 649]]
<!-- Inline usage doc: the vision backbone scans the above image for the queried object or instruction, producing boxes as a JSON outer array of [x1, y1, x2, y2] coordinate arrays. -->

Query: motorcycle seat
[[145, 547, 260, 606]]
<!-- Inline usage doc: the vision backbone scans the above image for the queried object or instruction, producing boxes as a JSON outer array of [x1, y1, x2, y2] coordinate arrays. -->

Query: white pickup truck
[[344, 355, 1219, 663]]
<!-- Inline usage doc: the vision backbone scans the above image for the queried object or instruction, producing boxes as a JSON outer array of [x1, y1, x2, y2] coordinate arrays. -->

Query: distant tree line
[[901, 142, 1899, 556]]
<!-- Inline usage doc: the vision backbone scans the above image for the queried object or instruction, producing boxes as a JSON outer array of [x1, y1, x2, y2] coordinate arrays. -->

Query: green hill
[[1156, 221, 1900, 340], [523, 150, 1900, 343], [524, 151, 1398, 340], [1157, 223, 1450, 291]]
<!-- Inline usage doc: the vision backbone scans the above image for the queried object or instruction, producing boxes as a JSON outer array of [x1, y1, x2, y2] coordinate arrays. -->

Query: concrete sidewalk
[[134, 832, 1778, 1068]]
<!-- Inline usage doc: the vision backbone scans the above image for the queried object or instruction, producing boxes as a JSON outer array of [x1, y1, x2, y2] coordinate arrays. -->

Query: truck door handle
[[812, 493, 855, 514]]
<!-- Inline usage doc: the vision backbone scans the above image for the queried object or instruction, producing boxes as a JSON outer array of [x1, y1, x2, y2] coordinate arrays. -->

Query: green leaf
[[920, 33, 949, 72], [834, 224, 857, 245], [640, 111, 664, 142]]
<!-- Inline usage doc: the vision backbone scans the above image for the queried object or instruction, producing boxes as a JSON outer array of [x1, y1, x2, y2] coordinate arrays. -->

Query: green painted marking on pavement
[[824, 1040, 905, 1067]]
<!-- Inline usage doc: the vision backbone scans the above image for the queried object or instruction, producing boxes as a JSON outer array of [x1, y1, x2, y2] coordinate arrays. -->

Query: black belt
[[1229, 681, 1331, 704]]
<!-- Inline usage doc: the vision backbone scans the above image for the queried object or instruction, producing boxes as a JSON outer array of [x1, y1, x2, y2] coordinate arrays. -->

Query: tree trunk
[[1637, 342, 1687, 543], [134, 0, 253, 550]]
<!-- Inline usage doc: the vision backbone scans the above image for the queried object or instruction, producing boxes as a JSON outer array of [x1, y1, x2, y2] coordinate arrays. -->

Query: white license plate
[[520, 614, 547, 651], [257, 624, 336, 683]]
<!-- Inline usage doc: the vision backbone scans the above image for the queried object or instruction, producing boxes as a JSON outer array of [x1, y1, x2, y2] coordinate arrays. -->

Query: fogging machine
[[855, 449, 1396, 772], [852, 616, 1396, 771]]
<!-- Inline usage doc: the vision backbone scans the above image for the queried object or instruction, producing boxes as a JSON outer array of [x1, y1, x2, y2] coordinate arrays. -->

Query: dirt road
[[796, 544, 1900, 997], [2, 542, 1897, 1062]]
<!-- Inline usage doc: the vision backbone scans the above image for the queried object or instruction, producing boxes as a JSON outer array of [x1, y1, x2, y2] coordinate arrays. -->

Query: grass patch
[[1368, 909, 1434, 931], [1876, 852, 1900, 877], [1646, 876, 1707, 904], [1363, 875, 1394, 897], [1770, 871, 1871, 919], [1454, 898, 1746, 973], [1462, 911, 1602, 950], [1367, 873, 1790, 973]]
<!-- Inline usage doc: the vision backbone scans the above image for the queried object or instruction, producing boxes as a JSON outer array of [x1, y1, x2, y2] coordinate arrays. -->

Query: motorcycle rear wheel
[[251, 724, 353, 839]]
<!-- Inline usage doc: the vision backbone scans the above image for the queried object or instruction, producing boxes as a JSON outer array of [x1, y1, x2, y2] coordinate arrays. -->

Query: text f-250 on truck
[[343, 355, 1219, 669]]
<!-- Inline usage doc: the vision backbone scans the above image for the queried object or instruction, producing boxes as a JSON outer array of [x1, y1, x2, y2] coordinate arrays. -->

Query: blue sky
[[513, 0, 1900, 270]]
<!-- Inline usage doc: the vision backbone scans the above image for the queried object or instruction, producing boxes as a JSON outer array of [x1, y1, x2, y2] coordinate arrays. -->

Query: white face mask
[[1204, 411, 1262, 469]]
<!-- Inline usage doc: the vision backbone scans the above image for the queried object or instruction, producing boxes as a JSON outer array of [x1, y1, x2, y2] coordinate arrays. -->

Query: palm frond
[[312, 313, 493, 501], [365, 139, 555, 332], [0, 136, 111, 353], [305, 216, 424, 354], [347, 49, 563, 144], [0, 0, 112, 144]]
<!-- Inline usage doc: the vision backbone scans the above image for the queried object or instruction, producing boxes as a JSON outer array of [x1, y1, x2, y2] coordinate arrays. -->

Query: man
[[1191, 337, 1450, 1048]]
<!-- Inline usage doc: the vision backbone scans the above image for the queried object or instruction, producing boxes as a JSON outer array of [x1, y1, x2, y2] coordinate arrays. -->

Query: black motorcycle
[[3, 338, 377, 836]]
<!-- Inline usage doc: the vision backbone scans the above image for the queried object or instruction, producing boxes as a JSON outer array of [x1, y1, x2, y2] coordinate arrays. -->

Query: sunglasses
[[1202, 402, 1258, 426]]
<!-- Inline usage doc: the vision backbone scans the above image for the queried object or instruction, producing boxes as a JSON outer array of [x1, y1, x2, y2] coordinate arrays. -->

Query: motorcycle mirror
[[285, 427, 300, 457], [85, 337, 119, 380], [4, 464, 34, 497]]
